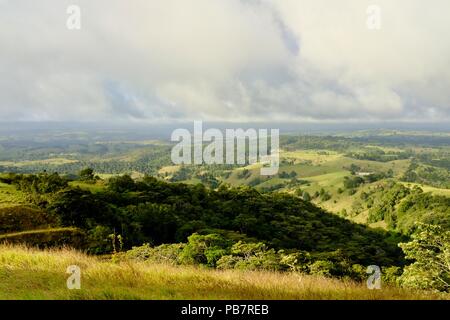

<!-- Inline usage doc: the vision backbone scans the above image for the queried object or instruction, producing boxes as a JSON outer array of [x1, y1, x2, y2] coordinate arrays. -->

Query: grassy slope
[[217, 151, 448, 229], [2, 149, 447, 229], [68, 181, 106, 193], [0, 227, 78, 239], [0, 245, 446, 300], [0, 182, 28, 208], [400, 182, 450, 197], [0, 158, 78, 167]]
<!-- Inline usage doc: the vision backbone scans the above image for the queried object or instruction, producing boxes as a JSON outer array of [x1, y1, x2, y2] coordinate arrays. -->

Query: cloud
[[0, 0, 449, 122]]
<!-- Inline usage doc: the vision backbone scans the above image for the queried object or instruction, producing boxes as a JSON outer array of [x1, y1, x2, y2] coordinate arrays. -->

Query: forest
[[0, 170, 448, 292]]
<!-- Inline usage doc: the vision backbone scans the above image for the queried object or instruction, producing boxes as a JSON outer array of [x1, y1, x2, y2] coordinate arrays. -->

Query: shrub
[[10, 173, 68, 194], [215, 255, 238, 270], [320, 192, 332, 202], [179, 233, 230, 267], [343, 176, 364, 189], [127, 243, 186, 265], [0, 206, 56, 235], [86, 225, 114, 254], [217, 241, 282, 271], [79, 168, 95, 182], [302, 191, 311, 202], [280, 251, 311, 273], [382, 266, 402, 286], [107, 175, 136, 192], [308, 260, 336, 277], [349, 264, 367, 281]]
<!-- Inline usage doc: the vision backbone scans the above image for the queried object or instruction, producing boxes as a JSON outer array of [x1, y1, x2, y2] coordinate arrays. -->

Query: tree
[[49, 188, 115, 228], [399, 223, 450, 292], [308, 260, 335, 277], [217, 241, 282, 271], [343, 176, 364, 189], [387, 169, 394, 178], [180, 233, 230, 267], [319, 188, 331, 201], [108, 174, 136, 192], [349, 164, 360, 175], [79, 167, 95, 181], [302, 191, 311, 202]]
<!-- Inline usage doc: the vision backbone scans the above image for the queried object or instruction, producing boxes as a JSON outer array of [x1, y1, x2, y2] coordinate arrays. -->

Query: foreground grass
[[0, 245, 447, 300]]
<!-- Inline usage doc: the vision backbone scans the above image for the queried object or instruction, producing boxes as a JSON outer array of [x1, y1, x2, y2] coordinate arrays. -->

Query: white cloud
[[0, 0, 449, 122]]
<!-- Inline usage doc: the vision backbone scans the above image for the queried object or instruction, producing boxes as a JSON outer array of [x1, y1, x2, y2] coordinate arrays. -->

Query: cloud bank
[[0, 0, 449, 122]]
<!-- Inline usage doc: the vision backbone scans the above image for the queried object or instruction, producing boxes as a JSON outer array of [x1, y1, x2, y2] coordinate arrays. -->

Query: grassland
[[0, 182, 28, 208], [158, 165, 181, 175], [161, 148, 448, 229], [68, 181, 106, 193], [400, 182, 450, 197], [0, 245, 446, 300]]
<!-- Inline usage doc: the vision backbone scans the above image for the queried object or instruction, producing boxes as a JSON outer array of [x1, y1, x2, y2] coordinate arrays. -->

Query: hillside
[[0, 131, 449, 297], [0, 245, 445, 300], [0, 172, 405, 268]]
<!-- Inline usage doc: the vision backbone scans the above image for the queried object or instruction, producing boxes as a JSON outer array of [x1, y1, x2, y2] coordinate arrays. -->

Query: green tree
[[308, 260, 335, 277], [87, 225, 114, 254], [399, 223, 450, 292], [79, 167, 95, 181], [343, 176, 364, 189], [108, 174, 136, 192], [217, 241, 282, 271], [180, 233, 230, 267], [349, 164, 360, 175]]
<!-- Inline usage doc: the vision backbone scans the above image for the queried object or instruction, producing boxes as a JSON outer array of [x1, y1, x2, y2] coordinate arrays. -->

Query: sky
[[0, 0, 450, 123]]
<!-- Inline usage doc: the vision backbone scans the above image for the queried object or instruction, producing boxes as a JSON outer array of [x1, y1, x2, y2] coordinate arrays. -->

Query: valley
[[0, 128, 449, 298]]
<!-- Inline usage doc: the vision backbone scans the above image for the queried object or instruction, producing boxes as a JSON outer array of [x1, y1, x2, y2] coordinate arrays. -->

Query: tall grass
[[0, 245, 447, 300]]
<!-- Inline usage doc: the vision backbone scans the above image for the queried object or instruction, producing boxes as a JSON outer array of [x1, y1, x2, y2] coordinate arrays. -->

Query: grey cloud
[[0, 0, 449, 122]]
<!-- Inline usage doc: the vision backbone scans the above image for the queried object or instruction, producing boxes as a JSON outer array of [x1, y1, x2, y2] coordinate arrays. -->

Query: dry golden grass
[[0, 245, 447, 300]]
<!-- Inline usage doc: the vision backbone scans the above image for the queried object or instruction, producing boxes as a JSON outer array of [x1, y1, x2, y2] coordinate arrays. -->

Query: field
[[0, 245, 446, 300], [0, 158, 78, 168], [0, 182, 27, 208], [68, 181, 106, 193], [202, 149, 448, 228], [400, 182, 450, 197]]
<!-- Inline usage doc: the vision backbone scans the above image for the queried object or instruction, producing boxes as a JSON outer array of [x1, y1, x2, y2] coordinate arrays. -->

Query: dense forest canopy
[[1, 172, 405, 270]]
